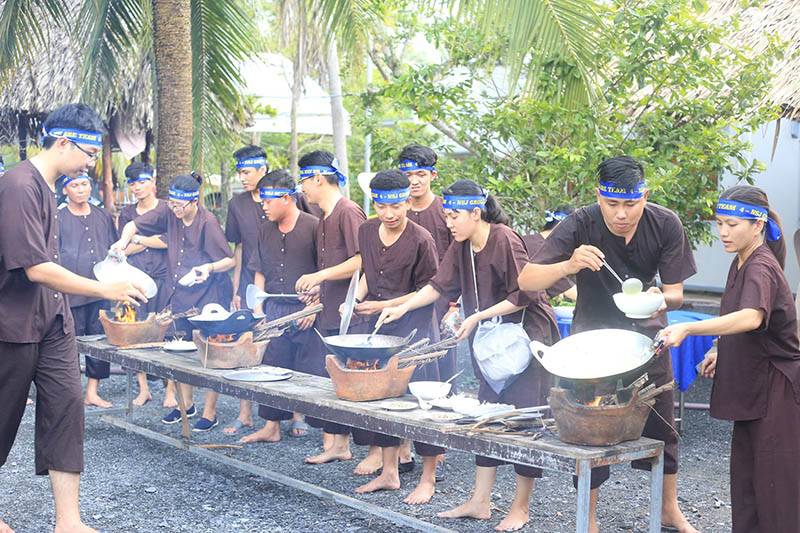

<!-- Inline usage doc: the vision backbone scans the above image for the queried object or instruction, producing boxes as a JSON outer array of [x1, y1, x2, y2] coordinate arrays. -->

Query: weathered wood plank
[[79, 339, 664, 475]]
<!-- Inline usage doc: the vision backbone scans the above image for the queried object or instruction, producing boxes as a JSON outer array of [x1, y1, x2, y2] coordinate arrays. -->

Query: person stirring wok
[[659, 186, 800, 533], [518, 155, 698, 533]]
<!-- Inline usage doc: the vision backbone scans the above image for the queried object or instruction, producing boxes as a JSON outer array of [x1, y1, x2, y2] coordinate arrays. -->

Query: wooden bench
[[79, 338, 665, 533]]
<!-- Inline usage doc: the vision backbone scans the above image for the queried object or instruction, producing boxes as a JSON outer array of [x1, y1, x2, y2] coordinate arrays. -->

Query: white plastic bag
[[472, 316, 532, 394]]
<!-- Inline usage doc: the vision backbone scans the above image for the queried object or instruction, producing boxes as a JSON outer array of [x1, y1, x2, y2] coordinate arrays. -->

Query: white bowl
[[612, 292, 664, 319], [408, 381, 452, 401], [553, 306, 575, 319]]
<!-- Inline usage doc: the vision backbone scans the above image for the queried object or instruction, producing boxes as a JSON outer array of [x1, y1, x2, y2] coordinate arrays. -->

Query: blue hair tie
[[43, 127, 103, 147], [127, 173, 153, 184], [259, 187, 296, 200], [598, 181, 646, 200], [62, 174, 91, 187], [715, 199, 782, 241], [398, 159, 436, 173], [371, 187, 410, 204], [236, 157, 267, 169], [442, 194, 486, 210], [299, 158, 347, 187], [168, 188, 199, 202]]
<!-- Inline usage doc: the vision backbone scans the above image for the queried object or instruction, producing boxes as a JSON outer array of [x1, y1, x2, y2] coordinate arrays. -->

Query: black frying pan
[[317, 329, 416, 361]]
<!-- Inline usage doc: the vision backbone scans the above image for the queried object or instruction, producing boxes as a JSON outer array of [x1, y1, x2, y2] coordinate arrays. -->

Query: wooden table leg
[[173, 381, 191, 448], [575, 458, 591, 533], [648, 449, 665, 533], [125, 369, 134, 420]]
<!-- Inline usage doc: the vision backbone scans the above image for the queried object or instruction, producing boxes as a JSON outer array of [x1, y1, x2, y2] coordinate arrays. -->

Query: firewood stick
[[638, 381, 676, 403]]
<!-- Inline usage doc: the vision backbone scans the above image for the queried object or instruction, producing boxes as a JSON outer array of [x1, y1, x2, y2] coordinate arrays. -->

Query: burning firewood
[[345, 358, 382, 370], [114, 302, 137, 323]]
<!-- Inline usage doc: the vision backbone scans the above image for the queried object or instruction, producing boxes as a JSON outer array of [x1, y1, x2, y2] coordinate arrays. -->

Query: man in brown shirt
[[0, 104, 145, 533], [295, 150, 365, 465], [519, 156, 697, 533]]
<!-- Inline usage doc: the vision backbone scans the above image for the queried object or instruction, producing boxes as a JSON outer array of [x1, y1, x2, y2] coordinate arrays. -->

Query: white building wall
[[686, 118, 800, 292]]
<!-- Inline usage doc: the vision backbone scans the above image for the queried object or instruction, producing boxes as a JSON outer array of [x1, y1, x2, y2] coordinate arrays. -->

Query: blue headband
[[399, 159, 436, 173], [236, 157, 267, 169], [298, 158, 347, 187], [442, 194, 487, 210], [544, 210, 568, 223], [259, 187, 295, 200], [598, 180, 646, 199], [43, 127, 103, 147], [62, 174, 91, 187], [715, 199, 782, 241], [371, 187, 410, 204], [127, 173, 153, 184], [168, 188, 199, 202]]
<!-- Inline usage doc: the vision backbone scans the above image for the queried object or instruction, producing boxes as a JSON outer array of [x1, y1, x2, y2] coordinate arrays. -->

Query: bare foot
[[322, 432, 334, 451], [437, 498, 492, 520], [305, 447, 352, 464], [353, 448, 383, 475], [589, 522, 599, 533], [495, 506, 529, 531], [355, 472, 401, 494], [404, 479, 435, 505], [132, 392, 152, 407], [223, 420, 253, 436], [239, 424, 280, 444], [0, 518, 14, 533], [54, 521, 98, 533], [662, 509, 698, 533], [84, 395, 113, 409]]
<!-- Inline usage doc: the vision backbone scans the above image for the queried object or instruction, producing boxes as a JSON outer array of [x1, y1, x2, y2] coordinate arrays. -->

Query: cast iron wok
[[188, 309, 265, 336], [317, 329, 417, 361]]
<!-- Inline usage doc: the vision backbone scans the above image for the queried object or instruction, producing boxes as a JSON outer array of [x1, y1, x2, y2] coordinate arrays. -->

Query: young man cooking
[[213, 145, 270, 436], [348, 169, 446, 499], [294, 150, 366, 464], [240, 170, 319, 444], [0, 103, 145, 533], [58, 173, 119, 409], [519, 155, 698, 533]]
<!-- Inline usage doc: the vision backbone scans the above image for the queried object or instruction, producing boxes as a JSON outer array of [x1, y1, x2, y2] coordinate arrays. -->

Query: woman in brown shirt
[[379, 179, 558, 531], [660, 186, 800, 533], [114, 173, 235, 431]]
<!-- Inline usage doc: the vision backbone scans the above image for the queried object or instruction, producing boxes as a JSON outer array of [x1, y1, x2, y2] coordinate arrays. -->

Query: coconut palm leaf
[[455, 0, 603, 105], [191, 0, 256, 167], [0, 0, 67, 75], [313, 0, 386, 52], [75, 0, 150, 108]]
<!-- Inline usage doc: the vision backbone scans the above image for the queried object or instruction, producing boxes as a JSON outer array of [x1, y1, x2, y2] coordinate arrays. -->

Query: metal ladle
[[601, 259, 643, 295]]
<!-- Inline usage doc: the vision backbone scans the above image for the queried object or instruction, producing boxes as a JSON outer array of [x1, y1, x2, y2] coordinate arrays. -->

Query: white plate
[[454, 402, 515, 418], [163, 340, 198, 352], [223, 368, 292, 382], [424, 412, 462, 423], [178, 270, 200, 287], [380, 400, 418, 412]]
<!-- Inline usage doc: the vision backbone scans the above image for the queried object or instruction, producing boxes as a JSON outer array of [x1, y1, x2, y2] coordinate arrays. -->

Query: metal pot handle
[[529, 340, 550, 366]]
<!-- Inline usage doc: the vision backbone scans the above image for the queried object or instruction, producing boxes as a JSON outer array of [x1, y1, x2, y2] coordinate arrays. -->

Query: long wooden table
[[79, 338, 665, 533]]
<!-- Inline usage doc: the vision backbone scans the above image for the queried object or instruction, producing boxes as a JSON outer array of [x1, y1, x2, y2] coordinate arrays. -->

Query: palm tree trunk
[[151, 0, 193, 198], [289, 0, 307, 179], [101, 134, 115, 212], [326, 37, 349, 197]]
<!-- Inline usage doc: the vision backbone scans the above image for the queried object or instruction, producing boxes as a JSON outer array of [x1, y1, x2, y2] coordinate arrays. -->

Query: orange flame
[[345, 358, 381, 370], [115, 303, 137, 323]]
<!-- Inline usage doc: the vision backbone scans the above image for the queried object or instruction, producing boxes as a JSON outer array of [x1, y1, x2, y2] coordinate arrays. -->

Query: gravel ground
[[2, 362, 734, 533]]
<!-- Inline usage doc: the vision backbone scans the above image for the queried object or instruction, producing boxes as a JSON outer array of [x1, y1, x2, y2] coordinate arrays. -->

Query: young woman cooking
[[113, 173, 234, 432], [659, 185, 800, 533], [379, 179, 559, 531]]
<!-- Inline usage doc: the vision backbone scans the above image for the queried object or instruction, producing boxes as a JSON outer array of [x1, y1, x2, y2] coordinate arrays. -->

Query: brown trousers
[[730, 366, 800, 533], [0, 317, 84, 475]]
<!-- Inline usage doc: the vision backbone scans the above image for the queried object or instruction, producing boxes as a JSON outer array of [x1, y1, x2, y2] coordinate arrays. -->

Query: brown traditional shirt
[[315, 197, 366, 330], [118, 201, 169, 280], [58, 204, 118, 307], [408, 196, 452, 262], [521, 232, 574, 299], [226, 191, 267, 301], [0, 161, 72, 342], [713, 244, 800, 421], [533, 202, 697, 337]]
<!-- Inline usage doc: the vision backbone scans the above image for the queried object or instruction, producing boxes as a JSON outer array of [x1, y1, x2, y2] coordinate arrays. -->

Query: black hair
[[42, 103, 106, 149], [597, 155, 644, 190], [370, 169, 409, 192], [542, 204, 575, 231], [124, 161, 155, 181], [258, 169, 295, 191], [170, 172, 202, 193], [397, 144, 437, 168], [298, 150, 338, 186], [719, 185, 786, 269], [442, 179, 510, 226], [233, 145, 268, 170]]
